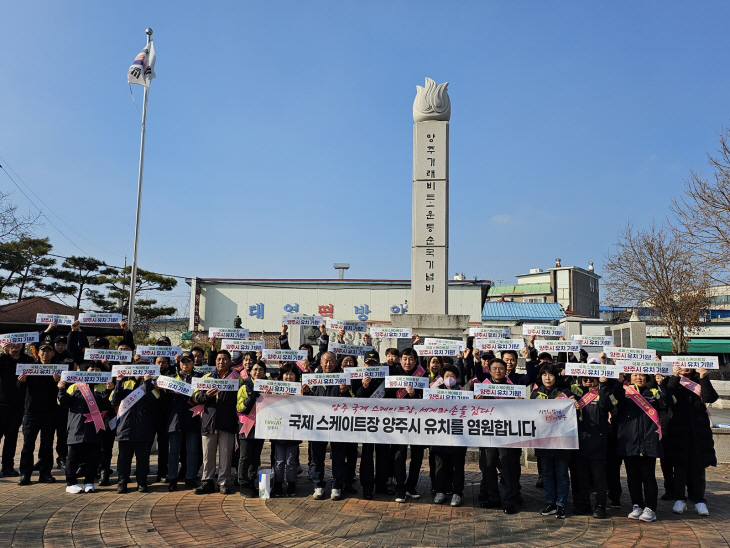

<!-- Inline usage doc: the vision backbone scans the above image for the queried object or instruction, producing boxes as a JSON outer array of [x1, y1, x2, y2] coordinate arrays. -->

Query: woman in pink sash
[[613, 372, 672, 522], [665, 365, 717, 516]]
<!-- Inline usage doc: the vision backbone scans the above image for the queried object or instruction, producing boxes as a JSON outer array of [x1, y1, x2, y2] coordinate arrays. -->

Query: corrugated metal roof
[[487, 283, 551, 296], [481, 302, 566, 321]]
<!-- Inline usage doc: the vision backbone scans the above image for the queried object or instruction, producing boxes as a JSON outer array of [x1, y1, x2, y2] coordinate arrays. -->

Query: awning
[[647, 338, 730, 354]]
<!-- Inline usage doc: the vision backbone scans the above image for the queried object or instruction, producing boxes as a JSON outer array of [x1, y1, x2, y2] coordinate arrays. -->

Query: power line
[[0, 155, 125, 258]]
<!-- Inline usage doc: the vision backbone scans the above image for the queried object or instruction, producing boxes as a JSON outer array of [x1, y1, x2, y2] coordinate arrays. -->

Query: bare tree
[[0, 191, 40, 242], [671, 127, 730, 283], [604, 221, 711, 353]]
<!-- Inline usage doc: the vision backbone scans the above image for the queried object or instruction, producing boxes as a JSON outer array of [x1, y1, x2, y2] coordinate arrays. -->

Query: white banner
[[564, 364, 620, 379], [328, 342, 373, 357], [535, 341, 581, 353], [263, 349, 308, 362], [191, 377, 239, 392], [221, 339, 265, 352], [282, 314, 324, 326], [61, 371, 112, 383], [604, 347, 656, 361], [661, 355, 720, 370], [369, 327, 412, 338], [523, 324, 566, 338], [571, 335, 614, 347], [256, 396, 579, 448], [16, 364, 68, 376], [470, 328, 511, 339], [347, 366, 390, 379], [326, 319, 368, 333], [413, 344, 459, 357], [155, 376, 193, 396], [85, 349, 133, 363], [78, 313, 122, 324], [475, 338, 525, 352], [385, 376, 429, 389], [425, 338, 466, 351], [0, 332, 39, 345], [111, 364, 160, 377], [209, 327, 249, 339], [36, 313, 75, 325], [136, 345, 182, 359], [617, 360, 672, 375], [254, 379, 302, 395], [302, 373, 350, 386], [424, 388, 473, 400], [473, 383, 527, 399]]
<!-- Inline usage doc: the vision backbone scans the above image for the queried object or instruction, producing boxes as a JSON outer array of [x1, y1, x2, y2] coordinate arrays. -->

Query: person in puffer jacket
[[236, 360, 268, 497]]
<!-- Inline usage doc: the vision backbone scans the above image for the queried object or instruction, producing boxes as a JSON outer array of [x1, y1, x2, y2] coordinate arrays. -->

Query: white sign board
[[191, 377, 239, 392], [111, 364, 160, 377], [194, 365, 216, 374], [85, 349, 133, 363], [347, 366, 390, 379], [0, 332, 39, 345], [571, 335, 614, 347], [78, 313, 122, 324], [155, 376, 193, 396], [384, 376, 430, 389], [423, 388, 473, 400], [564, 364, 620, 379], [254, 379, 302, 395], [221, 339, 265, 352], [136, 345, 182, 359], [369, 327, 412, 339], [36, 313, 75, 325], [326, 319, 368, 333], [16, 364, 68, 376], [328, 342, 374, 357], [523, 324, 566, 338], [661, 355, 720, 370], [617, 360, 672, 375], [302, 373, 351, 386], [282, 315, 325, 326], [475, 338, 525, 352], [470, 328, 511, 339], [209, 327, 249, 339], [604, 347, 656, 361], [424, 338, 466, 351], [535, 341, 582, 353], [262, 349, 309, 362], [413, 344, 459, 357], [61, 371, 113, 384], [473, 383, 527, 399]]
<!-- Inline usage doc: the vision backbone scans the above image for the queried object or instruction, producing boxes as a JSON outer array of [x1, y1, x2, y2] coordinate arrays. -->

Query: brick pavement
[[1, 446, 729, 548]]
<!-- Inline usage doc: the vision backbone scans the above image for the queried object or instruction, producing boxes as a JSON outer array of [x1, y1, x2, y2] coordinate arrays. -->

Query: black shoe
[[503, 505, 517, 515], [33, 460, 41, 472], [273, 482, 284, 498], [541, 503, 558, 516], [168, 479, 178, 492], [38, 475, 56, 483], [374, 487, 395, 495], [185, 479, 200, 489], [609, 500, 621, 509], [194, 480, 216, 495], [477, 491, 488, 502], [220, 485, 234, 495], [573, 504, 591, 515], [286, 482, 296, 497], [56, 457, 66, 470], [517, 493, 524, 506], [344, 483, 358, 494], [99, 470, 110, 486], [18, 476, 31, 486], [117, 483, 128, 494], [137, 484, 148, 493], [556, 506, 566, 519], [363, 492, 373, 500], [1, 468, 20, 477], [480, 499, 502, 509], [593, 505, 608, 519], [660, 492, 675, 501]]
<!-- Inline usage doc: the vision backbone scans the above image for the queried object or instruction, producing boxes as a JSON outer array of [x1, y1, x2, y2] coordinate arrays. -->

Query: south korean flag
[[128, 41, 156, 87]]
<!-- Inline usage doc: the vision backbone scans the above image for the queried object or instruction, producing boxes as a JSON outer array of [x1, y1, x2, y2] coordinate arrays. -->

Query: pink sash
[[397, 365, 426, 398], [625, 385, 662, 440], [679, 376, 702, 397], [239, 394, 262, 436], [77, 383, 107, 433], [430, 375, 443, 388], [576, 388, 599, 409]]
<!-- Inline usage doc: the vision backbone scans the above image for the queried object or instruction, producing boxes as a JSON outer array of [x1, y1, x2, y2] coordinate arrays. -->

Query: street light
[[334, 263, 350, 279]]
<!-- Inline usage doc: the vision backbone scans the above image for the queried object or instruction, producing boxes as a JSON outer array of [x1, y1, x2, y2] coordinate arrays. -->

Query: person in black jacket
[[17, 337, 62, 485], [57, 362, 114, 493], [665, 365, 718, 516], [271, 362, 302, 497], [192, 349, 243, 495], [161, 351, 201, 491], [0, 340, 29, 477], [112, 371, 159, 493], [303, 351, 350, 501], [236, 360, 268, 497], [338, 352, 360, 494], [387, 346, 425, 503], [613, 372, 672, 523], [569, 373, 613, 519], [151, 355, 173, 483]]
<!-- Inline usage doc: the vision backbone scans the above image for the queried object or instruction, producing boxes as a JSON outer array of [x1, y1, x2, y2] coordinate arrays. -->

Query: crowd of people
[[0, 320, 719, 524]]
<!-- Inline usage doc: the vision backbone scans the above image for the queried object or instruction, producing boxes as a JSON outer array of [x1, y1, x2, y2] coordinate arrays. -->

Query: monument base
[[374, 313, 470, 354]]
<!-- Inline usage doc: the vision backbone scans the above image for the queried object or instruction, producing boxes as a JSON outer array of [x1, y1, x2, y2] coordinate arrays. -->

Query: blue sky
[[2, 2, 729, 309]]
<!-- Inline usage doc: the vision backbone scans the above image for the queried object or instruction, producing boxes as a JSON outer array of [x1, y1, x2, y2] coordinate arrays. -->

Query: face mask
[[444, 377, 457, 388]]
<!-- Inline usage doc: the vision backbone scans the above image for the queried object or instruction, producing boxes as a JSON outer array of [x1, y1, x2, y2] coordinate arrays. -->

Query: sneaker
[[286, 482, 296, 497], [450, 494, 462, 507], [673, 500, 687, 514], [117, 483, 128, 494], [556, 506, 566, 519], [83, 484, 95, 493], [628, 505, 643, 519], [1, 468, 20, 477], [18, 476, 31, 486], [220, 485, 234, 495], [312, 487, 325, 500], [541, 503, 558, 516], [433, 492, 446, 504], [406, 490, 421, 499], [331, 488, 343, 501], [395, 493, 406, 503], [194, 480, 216, 495], [39, 475, 56, 483], [638, 507, 656, 522], [695, 502, 710, 516], [65, 484, 83, 494], [593, 505, 607, 519], [137, 485, 148, 493]]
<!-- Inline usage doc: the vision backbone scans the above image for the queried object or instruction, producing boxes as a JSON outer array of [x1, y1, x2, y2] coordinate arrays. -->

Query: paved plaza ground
[[1, 443, 729, 548]]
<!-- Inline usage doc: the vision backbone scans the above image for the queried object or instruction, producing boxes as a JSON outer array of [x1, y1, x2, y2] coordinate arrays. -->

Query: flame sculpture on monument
[[413, 77, 451, 122]]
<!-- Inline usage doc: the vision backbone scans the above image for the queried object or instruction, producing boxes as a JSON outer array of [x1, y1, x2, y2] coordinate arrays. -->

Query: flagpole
[[127, 27, 153, 327]]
